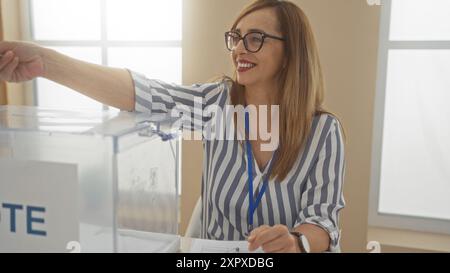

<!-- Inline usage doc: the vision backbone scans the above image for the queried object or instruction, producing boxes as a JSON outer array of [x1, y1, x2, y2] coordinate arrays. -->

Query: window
[[26, 0, 182, 110], [370, 0, 450, 234]]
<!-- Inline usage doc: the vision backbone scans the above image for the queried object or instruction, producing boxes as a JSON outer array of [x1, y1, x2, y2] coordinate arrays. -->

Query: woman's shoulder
[[311, 112, 344, 139], [203, 75, 233, 88], [216, 76, 234, 95], [189, 76, 232, 100]]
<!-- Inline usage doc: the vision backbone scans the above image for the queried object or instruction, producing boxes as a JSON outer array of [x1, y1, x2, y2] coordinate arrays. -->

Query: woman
[[0, 0, 345, 253]]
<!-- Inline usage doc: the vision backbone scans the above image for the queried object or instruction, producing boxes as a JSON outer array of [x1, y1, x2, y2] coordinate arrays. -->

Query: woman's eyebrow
[[248, 28, 265, 33], [235, 28, 267, 34]]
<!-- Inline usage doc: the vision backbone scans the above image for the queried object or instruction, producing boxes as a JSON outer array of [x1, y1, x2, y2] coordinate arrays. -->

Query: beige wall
[[180, 0, 381, 252]]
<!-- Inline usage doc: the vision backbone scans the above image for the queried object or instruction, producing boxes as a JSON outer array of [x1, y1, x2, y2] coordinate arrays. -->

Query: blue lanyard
[[245, 111, 276, 233]]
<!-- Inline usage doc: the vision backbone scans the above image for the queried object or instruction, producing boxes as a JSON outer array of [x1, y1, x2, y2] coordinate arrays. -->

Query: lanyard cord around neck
[[245, 111, 277, 232]]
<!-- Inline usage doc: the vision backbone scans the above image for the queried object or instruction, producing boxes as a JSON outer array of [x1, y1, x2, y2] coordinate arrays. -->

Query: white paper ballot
[[190, 238, 264, 253]]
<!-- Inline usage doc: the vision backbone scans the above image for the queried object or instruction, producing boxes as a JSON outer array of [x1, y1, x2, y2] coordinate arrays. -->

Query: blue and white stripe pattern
[[130, 70, 346, 252]]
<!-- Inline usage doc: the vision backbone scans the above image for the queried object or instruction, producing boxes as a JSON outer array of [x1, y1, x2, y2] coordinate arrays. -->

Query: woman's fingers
[[0, 57, 20, 81], [248, 224, 299, 253], [0, 51, 15, 70], [272, 246, 293, 253], [248, 225, 285, 251], [248, 225, 271, 251], [259, 235, 288, 252]]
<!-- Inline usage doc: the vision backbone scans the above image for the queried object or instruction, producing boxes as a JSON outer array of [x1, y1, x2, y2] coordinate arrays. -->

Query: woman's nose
[[234, 39, 247, 54]]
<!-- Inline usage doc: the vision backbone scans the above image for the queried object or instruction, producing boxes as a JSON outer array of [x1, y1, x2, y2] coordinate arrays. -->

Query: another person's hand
[[247, 224, 300, 253], [0, 41, 45, 82]]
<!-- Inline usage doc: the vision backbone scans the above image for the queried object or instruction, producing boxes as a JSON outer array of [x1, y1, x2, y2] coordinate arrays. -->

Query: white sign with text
[[0, 159, 79, 252]]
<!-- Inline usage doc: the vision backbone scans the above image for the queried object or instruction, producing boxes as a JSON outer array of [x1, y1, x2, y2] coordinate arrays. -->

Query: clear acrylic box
[[0, 106, 181, 253]]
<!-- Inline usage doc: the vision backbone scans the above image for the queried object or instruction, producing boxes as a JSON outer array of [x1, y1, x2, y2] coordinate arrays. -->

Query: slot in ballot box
[[0, 106, 181, 253]]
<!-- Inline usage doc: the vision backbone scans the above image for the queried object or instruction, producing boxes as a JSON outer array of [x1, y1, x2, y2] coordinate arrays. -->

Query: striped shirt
[[130, 70, 346, 252]]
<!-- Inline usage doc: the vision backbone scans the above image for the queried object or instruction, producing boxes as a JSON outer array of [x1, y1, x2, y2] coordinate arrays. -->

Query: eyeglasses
[[224, 31, 285, 53]]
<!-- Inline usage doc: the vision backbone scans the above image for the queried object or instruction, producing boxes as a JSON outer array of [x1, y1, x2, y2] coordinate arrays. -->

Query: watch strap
[[289, 231, 307, 253]]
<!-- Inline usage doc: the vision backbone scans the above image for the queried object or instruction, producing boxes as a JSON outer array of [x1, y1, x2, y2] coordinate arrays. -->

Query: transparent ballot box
[[0, 106, 181, 252]]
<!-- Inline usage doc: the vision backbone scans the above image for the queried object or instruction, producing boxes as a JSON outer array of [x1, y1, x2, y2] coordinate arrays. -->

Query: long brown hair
[[228, 0, 329, 181]]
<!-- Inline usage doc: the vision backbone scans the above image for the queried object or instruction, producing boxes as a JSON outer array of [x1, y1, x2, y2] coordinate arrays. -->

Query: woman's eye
[[251, 36, 262, 43]]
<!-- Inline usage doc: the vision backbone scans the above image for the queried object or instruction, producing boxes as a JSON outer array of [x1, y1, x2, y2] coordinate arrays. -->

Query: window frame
[[369, 0, 450, 235], [21, 0, 182, 110]]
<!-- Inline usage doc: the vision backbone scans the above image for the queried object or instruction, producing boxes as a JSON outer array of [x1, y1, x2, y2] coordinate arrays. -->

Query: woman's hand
[[247, 224, 300, 253], [0, 41, 45, 82]]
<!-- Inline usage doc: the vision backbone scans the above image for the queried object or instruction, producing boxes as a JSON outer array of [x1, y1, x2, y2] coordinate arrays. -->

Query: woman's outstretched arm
[[0, 41, 135, 111]]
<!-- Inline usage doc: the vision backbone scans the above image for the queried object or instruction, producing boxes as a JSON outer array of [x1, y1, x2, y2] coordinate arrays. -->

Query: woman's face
[[232, 8, 285, 89]]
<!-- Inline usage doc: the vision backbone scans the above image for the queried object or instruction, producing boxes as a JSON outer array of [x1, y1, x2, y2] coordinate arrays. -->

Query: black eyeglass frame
[[224, 31, 285, 53]]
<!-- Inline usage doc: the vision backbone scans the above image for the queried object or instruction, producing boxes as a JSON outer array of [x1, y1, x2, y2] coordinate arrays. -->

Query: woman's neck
[[244, 83, 277, 107]]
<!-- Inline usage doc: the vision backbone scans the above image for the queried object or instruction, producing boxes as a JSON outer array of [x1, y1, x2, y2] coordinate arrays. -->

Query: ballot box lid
[[0, 105, 181, 138]]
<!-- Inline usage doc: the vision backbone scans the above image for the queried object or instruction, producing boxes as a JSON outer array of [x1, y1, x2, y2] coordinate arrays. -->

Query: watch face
[[301, 235, 311, 253]]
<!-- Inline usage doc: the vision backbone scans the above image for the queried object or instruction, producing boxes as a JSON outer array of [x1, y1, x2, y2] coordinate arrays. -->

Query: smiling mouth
[[237, 62, 257, 73]]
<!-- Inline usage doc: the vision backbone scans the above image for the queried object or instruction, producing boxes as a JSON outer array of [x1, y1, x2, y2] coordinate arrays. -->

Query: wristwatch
[[290, 231, 311, 253]]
